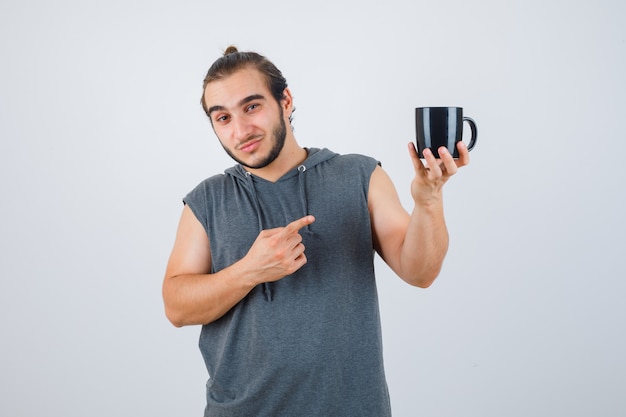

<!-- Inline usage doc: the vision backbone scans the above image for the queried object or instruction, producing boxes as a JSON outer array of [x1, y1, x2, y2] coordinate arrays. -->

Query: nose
[[232, 116, 253, 142]]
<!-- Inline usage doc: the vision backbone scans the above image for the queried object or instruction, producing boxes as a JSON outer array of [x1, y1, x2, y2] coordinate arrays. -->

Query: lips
[[238, 137, 262, 153]]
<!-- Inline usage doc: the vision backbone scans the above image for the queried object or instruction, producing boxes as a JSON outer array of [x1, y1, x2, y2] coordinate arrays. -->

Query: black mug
[[415, 107, 477, 158]]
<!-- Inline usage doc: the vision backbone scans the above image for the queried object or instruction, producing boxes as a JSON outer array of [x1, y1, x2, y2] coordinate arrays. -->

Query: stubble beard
[[222, 112, 287, 170]]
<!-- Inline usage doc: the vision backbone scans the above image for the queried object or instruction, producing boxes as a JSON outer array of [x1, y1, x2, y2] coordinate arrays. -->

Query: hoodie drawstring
[[297, 164, 313, 234], [244, 172, 264, 231], [245, 171, 273, 301]]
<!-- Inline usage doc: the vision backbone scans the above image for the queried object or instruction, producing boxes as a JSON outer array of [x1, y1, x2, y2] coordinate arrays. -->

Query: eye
[[246, 103, 259, 112], [214, 114, 229, 123]]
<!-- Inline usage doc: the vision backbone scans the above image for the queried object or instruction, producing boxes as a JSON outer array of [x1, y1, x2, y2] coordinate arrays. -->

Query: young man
[[163, 46, 470, 416]]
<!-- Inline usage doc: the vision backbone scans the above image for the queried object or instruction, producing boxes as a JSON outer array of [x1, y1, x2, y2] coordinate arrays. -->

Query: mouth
[[238, 137, 262, 153]]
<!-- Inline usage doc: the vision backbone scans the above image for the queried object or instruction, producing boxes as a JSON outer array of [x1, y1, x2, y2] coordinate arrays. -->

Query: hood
[[224, 147, 335, 182], [223, 148, 336, 301]]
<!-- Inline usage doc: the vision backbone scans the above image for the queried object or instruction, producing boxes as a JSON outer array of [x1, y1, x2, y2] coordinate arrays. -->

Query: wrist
[[413, 192, 444, 211], [224, 260, 261, 290]]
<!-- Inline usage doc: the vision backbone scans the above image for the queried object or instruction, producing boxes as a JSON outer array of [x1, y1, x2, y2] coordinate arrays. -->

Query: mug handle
[[463, 117, 478, 151]]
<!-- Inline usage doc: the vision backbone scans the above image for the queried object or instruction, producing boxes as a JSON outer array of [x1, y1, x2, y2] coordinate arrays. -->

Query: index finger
[[407, 142, 428, 174], [284, 215, 316, 233]]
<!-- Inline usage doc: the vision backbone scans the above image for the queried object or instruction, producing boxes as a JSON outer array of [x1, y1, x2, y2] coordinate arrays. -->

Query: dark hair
[[200, 46, 290, 120]]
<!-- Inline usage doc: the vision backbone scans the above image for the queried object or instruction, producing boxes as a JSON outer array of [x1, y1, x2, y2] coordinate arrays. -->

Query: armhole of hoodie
[[182, 186, 209, 235]]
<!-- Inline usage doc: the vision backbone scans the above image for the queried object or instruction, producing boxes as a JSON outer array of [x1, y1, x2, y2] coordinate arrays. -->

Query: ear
[[280, 87, 294, 113]]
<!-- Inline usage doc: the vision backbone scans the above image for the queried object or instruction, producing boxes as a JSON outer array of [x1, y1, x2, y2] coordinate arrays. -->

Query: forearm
[[399, 197, 449, 287], [163, 212, 314, 327], [370, 144, 466, 287], [163, 261, 257, 327]]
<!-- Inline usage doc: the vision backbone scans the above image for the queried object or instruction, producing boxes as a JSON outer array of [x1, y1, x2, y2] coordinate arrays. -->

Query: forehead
[[203, 67, 270, 109]]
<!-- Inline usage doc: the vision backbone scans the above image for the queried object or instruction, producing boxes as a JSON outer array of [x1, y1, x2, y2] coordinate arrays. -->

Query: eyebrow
[[207, 94, 267, 117]]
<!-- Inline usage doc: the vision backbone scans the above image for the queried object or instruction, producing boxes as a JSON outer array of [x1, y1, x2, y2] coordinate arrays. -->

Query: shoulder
[[181, 170, 242, 225], [323, 151, 380, 175], [183, 168, 241, 201], [334, 152, 379, 166]]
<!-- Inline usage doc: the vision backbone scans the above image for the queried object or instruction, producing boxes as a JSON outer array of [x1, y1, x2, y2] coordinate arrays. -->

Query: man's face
[[203, 67, 288, 169]]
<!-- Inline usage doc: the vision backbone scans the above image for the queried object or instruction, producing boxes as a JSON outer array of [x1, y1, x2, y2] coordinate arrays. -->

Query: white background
[[1, 0, 625, 416]]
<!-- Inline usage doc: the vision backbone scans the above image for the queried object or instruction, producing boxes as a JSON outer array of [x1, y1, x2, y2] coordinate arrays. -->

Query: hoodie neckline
[[226, 148, 336, 183]]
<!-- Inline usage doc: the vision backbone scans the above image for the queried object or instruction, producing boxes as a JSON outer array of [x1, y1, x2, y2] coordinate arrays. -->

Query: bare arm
[[162, 205, 315, 327], [369, 142, 469, 287]]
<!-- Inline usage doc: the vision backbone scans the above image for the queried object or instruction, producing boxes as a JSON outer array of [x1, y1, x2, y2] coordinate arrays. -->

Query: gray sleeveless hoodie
[[184, 148, 392, 417]]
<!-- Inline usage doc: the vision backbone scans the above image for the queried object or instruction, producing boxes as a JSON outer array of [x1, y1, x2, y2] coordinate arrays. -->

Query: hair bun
[[224, 45, 239, 56]]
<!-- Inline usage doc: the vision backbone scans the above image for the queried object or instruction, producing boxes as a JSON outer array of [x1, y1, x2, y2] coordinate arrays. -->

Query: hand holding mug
[[408, 106, 475, 204]]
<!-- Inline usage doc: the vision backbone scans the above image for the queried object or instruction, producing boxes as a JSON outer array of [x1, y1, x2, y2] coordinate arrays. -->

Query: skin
[[162, 67, 470, 327]]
